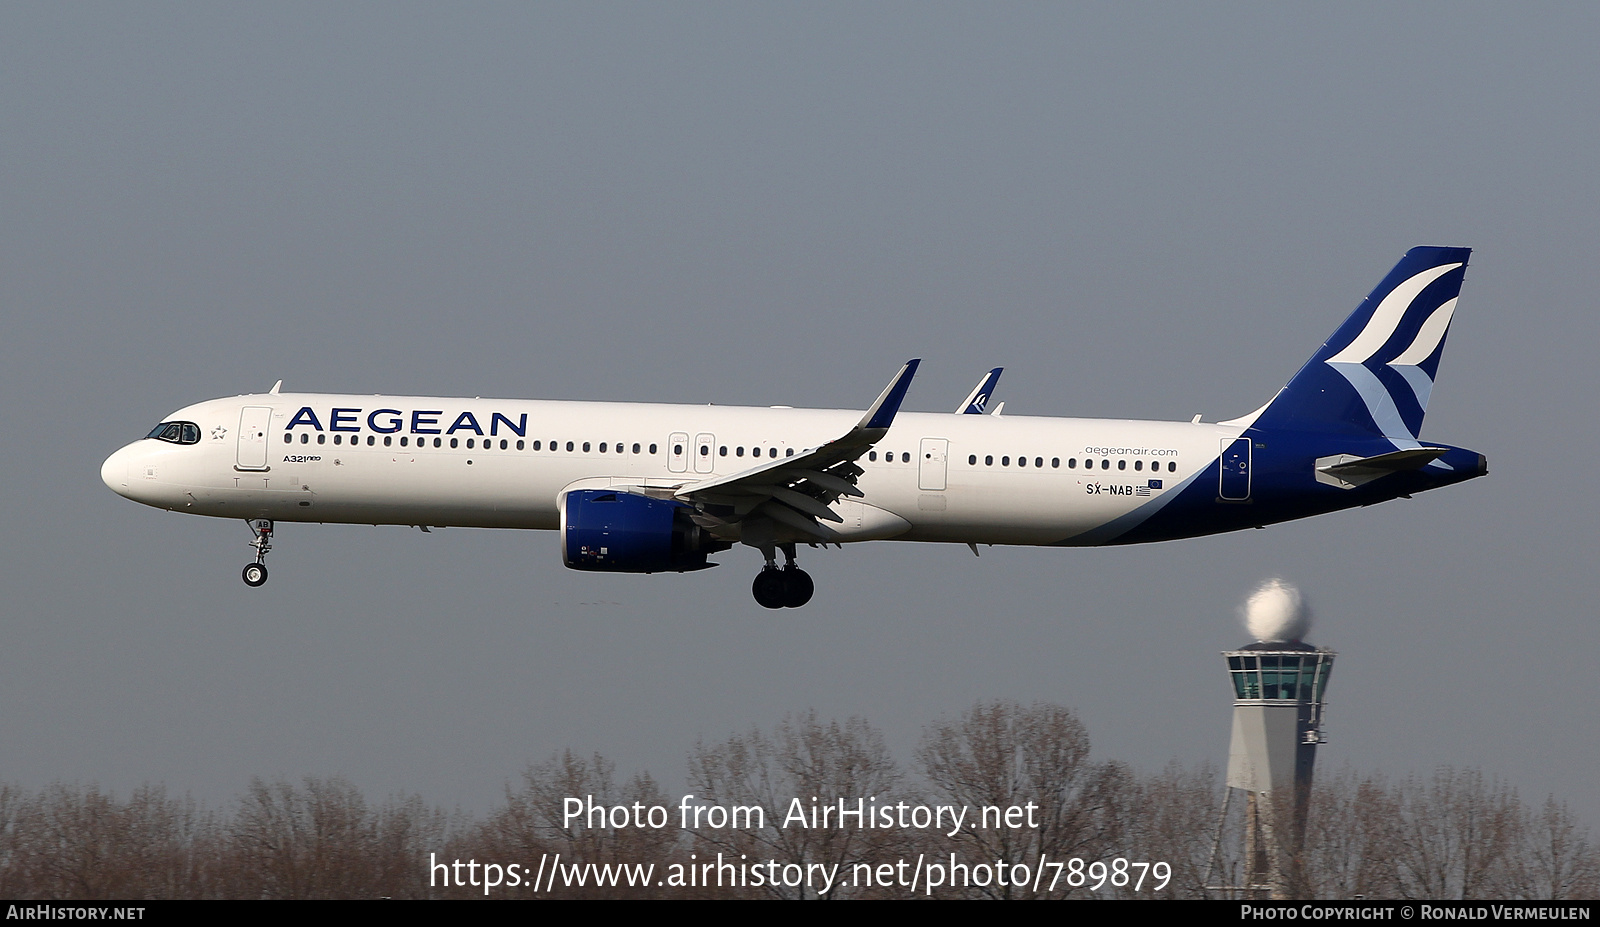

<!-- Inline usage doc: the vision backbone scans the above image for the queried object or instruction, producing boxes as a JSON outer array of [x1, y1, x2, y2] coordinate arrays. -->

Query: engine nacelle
[[560, 489, 722, 573]]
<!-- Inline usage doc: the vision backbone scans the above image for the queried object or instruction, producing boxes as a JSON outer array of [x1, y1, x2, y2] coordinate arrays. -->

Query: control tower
[[1208, 580, 1334, 898]]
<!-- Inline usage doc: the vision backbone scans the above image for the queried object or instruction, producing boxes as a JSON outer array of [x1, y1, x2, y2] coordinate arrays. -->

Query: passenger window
[[719, 446, 727, 457], [633, 443, 641, 454], [584, 442, 591, 452], [532, 440, 541, 450], [736, 447, 745, 457], [451, 438, 459, 449], [869, 451, 877, 461], [786, 448, 794, 457], [517, 440, 525, 450], [1051, 458, 1060, 468], [1101, 459, 1109, 469], [1035, 457, 1043, 468], [1168, 461, 1177, 472], [300, 434, 309, 444], [283, 434, 291, 444], [367, 436, 375, 446], [1018, 456, 1026, 468], [1117, 459, 1126, 470], [985, 455, 993, 466], [969, 454, 977, 465], [400, 436, 409, 447], [384, 436, 392, 447], [566, 441, 575, 452], [901, 452, 909, 463], [1134, 460, 1143, 471], [501, 439, 509, 450]]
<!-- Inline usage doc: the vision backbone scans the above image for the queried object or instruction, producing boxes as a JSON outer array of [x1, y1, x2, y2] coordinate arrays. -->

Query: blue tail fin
[[1249, 246, 1471, 444]]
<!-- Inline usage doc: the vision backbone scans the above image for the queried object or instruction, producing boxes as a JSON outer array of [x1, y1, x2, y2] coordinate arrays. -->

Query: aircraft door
[[237, 406, 273, 471], [694, 433, 716, 474], [918, 437, 949, 491], [668, 432, 689, 473], [1219, 437, 1251, 501]]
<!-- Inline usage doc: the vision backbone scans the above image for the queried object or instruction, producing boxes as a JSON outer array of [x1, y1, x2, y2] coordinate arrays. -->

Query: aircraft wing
[[955, 367, 1003, 414], [672, 359, 920, 540]]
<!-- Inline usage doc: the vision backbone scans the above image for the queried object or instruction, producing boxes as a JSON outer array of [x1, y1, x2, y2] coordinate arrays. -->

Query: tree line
[[1, 701, 1593, 899]]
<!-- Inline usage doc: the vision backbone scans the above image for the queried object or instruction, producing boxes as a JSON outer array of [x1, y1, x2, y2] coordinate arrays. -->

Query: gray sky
[[4, 3, 1596, 823]]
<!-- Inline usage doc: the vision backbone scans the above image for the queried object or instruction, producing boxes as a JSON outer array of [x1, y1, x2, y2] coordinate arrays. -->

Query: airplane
[[102, 246, 1486, 608]]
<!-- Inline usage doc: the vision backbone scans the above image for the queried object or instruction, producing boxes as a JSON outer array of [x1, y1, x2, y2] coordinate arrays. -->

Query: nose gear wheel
[[242, 519, 273, 588]]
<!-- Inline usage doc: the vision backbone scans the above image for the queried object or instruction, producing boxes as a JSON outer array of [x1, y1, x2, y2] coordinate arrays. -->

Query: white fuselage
[[101, 392, 1238, 547]]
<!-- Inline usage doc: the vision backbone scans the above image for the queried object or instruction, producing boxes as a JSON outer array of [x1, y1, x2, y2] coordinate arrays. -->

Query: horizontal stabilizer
[[1315, 447, 1449, 489]]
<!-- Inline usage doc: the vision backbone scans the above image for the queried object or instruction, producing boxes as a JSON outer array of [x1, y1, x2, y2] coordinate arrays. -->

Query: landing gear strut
[[751, 542, 814, 609], [242, 519, 272, 587]]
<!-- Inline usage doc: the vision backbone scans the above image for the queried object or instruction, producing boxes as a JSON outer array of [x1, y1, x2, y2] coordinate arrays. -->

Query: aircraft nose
[[101, 444, 132, 495]]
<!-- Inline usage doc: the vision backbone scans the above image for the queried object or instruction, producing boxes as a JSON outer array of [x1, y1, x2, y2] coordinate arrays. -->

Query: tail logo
[[1323, 262, 1463, 448]]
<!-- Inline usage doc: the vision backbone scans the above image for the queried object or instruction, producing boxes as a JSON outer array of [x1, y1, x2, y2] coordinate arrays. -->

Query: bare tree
[[916, 700, 1126, 899], [228, 775, 442, 899], [1126, 760, 1223, 899], [0, 784, 217, 899], [1517, 795, 1600, 900], [470, 750, 677, 898], [688, 711, 906, 898], [1384, 767, 1520, 899]]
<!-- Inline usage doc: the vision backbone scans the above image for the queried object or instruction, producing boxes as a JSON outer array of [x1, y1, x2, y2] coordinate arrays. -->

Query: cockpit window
[[146, 421, 201, 445]]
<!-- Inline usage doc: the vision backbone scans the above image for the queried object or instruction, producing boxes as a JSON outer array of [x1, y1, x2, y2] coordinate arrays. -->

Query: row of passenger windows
[[282, 432, 662, 454], [280, 431, 1178, 473], [284, 432, 801, 459], [966, 453, 1178, 472]]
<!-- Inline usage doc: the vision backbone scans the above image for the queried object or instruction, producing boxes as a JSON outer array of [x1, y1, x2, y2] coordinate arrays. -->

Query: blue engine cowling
[[561, 489, 724, 573]]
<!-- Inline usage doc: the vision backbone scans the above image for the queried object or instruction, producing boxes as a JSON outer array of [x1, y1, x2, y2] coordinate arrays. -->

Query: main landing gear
[[751, 543, 814, 609], [242, 519, 272, 587]]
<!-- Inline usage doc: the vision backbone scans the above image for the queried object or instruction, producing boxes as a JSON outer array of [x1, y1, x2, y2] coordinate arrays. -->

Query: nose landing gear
[[751, 543, 814, 609], [242, 519, 272, 587]]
